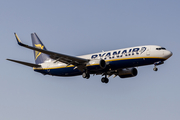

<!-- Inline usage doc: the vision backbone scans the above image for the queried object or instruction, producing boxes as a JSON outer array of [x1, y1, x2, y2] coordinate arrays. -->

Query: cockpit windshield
[[156, 47, 166, 50]]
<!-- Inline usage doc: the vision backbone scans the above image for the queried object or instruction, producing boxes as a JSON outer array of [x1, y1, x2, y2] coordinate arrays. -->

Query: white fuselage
[[40, 45, 172, 69]]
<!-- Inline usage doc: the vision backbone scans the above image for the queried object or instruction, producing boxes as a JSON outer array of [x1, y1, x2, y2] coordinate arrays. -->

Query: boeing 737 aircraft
[[7, 33, 172, 83]]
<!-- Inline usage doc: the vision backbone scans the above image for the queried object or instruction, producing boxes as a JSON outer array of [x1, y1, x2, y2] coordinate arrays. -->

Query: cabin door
[[146, 48, 150, 56]]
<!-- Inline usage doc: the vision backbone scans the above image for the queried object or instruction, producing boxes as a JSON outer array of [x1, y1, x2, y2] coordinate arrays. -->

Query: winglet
[[14, 33, 24, 46]]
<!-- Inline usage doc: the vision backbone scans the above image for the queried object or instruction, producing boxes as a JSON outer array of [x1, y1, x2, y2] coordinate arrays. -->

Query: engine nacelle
[[118, 68, 138, 78], [87, 59, 106, 69]]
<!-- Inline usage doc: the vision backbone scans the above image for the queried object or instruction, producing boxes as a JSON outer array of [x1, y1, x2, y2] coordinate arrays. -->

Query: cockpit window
[[161, 47, 166, 50], [156, 47, 166, 50]]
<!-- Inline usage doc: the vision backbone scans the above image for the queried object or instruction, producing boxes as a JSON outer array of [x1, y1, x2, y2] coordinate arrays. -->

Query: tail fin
[[31, 33, 51, 64]]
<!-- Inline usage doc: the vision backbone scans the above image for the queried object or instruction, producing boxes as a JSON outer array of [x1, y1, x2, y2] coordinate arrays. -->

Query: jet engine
[[87, 59, 106, 69], [118, 68, 138, 78]]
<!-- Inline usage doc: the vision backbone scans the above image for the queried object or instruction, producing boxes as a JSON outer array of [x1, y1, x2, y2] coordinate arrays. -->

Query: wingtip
[[6, 58, 12, 61], [14, 33, 22, 45]]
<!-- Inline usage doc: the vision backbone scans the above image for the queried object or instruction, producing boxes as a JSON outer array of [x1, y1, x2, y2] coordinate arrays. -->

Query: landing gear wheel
[[104, 78, 109, 83], [82, 72, 86, 78], [86, 73, 90, 79], [153, 67, 158, 71], [101, 77, 105, 83], [82, 72, 90, 79], [101, 77, 109, 83]]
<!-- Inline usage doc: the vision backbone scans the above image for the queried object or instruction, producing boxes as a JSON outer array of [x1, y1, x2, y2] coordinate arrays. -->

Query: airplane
[[7, 33, 173, 83]]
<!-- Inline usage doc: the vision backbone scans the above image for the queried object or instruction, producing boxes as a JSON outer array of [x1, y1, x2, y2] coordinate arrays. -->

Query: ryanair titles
[[91, 47, 147, 60]]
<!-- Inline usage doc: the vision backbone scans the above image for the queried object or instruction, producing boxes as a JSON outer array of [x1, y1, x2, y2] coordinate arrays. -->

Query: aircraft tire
[[153, 67, 158, 71], [101, 77, 105, 83], [82, 72, 90, 79], [101, 77, 109, 83], [86, 73, 90, 79], [104, 78, 109, 83]]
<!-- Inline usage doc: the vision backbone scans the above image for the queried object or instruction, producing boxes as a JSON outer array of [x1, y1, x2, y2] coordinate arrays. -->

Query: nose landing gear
[[153, 61, 164, 71]]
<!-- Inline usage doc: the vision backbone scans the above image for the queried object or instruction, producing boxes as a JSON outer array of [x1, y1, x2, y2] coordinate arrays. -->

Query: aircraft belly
[[108, 57, 166, 69]]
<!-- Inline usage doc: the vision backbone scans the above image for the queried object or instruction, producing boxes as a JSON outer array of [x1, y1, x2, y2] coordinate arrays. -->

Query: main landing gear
[[82, 72, 90, 79], [101, 77, 109, 84], [101, 74, 109, 84], [82, 72, 109, 83]]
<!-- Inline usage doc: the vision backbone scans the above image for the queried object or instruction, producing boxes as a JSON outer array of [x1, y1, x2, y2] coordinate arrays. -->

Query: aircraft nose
[[164, 50, 173, 59]]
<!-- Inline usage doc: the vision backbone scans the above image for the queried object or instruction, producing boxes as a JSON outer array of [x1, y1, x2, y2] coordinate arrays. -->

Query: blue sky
[[1, 0, 180, 120]]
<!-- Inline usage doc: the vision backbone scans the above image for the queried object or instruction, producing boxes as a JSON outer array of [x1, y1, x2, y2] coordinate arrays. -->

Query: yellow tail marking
[[35, 44, 44, 60]]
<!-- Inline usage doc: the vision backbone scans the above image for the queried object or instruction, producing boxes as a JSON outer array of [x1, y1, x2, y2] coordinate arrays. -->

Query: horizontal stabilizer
[[7, 59, 41, 68]]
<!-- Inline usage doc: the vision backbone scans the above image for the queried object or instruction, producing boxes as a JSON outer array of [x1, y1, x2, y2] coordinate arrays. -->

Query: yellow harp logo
[[35, 44, 44, 60]]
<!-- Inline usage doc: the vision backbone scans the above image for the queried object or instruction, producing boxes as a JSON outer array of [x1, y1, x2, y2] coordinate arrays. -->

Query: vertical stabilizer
[[31, 33, 51, 64]]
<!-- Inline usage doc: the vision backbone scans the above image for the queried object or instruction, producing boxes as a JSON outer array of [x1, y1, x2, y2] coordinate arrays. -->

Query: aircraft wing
[[14, 33, 89, 66]]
